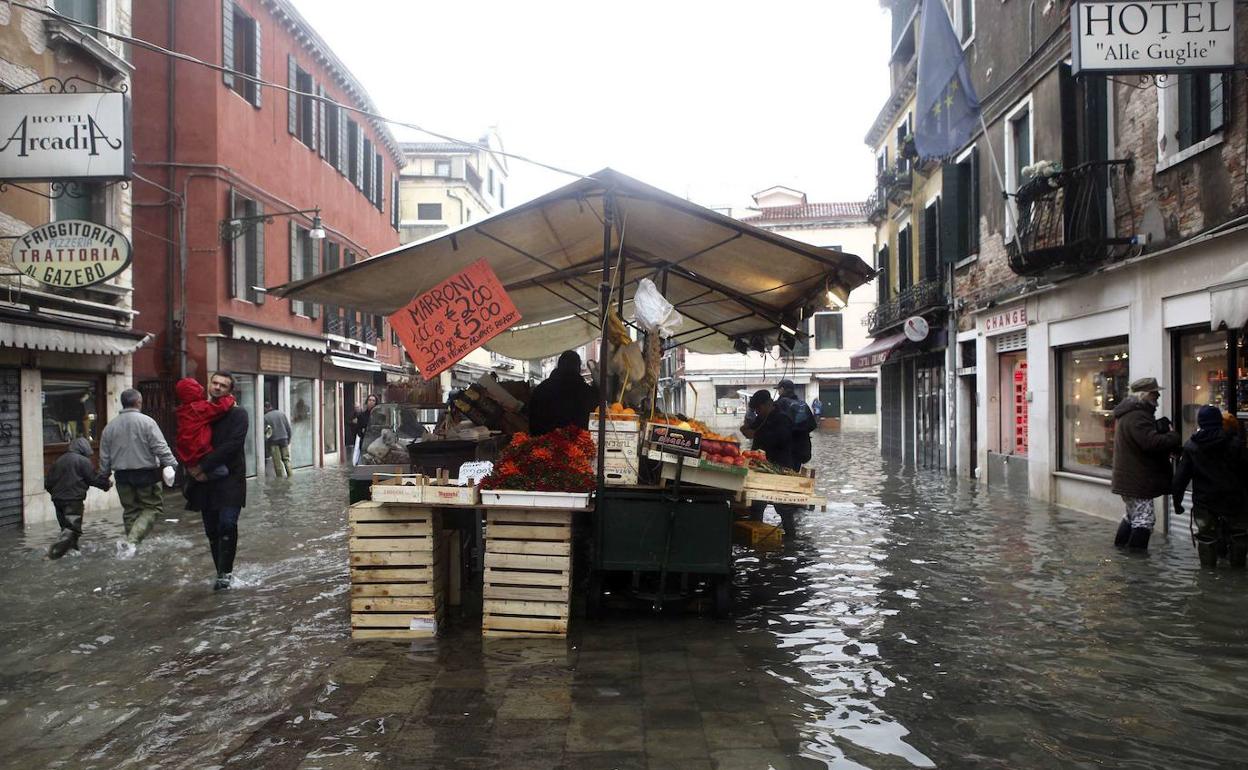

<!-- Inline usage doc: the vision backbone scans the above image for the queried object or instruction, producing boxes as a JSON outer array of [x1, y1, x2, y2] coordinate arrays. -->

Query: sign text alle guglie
[[389, 259, 522, 379]]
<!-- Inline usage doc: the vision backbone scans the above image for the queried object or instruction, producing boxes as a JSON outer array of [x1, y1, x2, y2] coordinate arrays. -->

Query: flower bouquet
[[479, 427, 596, 507]]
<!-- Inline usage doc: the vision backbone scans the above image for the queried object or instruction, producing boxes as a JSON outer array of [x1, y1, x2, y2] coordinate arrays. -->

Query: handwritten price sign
[[389, 259, 522, 379]]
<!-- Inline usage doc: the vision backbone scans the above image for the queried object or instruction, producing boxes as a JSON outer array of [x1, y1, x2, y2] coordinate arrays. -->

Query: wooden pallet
[[482, 508, 573, 637], [348, 501, 445, 640]]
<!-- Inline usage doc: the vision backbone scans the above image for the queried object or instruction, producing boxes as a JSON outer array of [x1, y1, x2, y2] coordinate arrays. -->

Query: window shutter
[[253, 202, 266, 304], [877, 245, 890, 304], [227, 188, 240, 298], [308, 79, 319, 152], [941, 163, 961, 264], [969, 148, 980, 254], [309, 238, 320, 319], [1209, 73, 1228, 134], [250, 18, 262, 107], [287, 54, 297, 136], [375, 154, 383, 210], [391, 173, 399, 229], [222, 0, 235, 89], [356, 127, 365, 189], [337, 113, 348, 175], [317, 85, 327, 159], [289, 220, 302, 315]]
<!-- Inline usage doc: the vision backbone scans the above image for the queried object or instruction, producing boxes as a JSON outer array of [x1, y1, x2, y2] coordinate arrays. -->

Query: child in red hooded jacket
[[174, 377, 236, 480]]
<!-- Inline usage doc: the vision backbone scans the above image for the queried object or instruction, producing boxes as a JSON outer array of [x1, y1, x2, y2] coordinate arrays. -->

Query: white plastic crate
[[603, 457, 638, 486], [480, 490, 591, 508]]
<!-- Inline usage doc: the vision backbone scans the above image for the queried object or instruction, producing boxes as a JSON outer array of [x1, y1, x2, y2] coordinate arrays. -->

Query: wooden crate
[[370, 473, 479, 505], [742, 468, 816, 496], [733, 519, 784, 548], [482, 508, 574, 637], [348, 501, 445, 640]]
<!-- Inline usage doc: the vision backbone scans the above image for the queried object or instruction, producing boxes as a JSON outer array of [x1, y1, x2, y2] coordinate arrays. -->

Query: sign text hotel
[[1072, 1, 1236, 74], [0, 92, 130, 181]]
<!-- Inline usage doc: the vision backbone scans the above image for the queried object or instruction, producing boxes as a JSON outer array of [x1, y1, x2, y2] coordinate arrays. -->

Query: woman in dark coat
[[349, 394, 378, 464], [1173, 405, 1248, 568]]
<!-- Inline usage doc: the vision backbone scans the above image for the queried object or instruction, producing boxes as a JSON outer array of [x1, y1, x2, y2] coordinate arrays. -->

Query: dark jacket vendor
[[526, 350, 597, 436], [744, 389, 796, 470]]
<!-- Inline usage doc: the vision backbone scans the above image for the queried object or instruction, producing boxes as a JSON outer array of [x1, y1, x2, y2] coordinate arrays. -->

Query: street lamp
[[219, 207, 325, 242]]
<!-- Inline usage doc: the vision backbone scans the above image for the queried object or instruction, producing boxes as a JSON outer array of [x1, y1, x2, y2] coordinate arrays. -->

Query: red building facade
[[131, 0, 407, 476]]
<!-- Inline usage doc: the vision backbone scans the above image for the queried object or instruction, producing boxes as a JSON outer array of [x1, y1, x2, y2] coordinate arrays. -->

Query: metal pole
[[597, 193, 613, 502]]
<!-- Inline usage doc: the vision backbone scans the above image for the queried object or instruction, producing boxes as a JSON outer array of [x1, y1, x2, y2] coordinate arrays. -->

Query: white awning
[[1210, 261, 1248, 331], [326, 354, 381, 372], [0, 321, 151, 356], [228, 321, 326, 353]]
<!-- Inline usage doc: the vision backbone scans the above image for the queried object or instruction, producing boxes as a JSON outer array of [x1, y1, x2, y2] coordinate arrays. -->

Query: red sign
[[389, 259, 522, 379]]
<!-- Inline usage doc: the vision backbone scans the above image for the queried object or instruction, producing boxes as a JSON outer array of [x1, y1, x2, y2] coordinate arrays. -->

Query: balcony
[[465, 164, 483, 195], [879, 162, 912, 205], [324, 314, 378, 345], [1007, 159, 1135, 278], [865, 277, 946, 335], [866, 190, 888, 224]]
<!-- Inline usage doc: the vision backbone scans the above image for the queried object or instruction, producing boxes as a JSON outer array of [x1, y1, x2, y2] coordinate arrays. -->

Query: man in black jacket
[[1110, 376, 1181, 552], [526, 351, 597, 436], [1173, 405, 1248, 568], [743, 389, 801, 533], [44, 437, 111, 559], [183, 371, 249, 591]]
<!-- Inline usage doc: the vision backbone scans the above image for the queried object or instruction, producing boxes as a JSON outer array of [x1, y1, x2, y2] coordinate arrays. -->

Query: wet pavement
[[2, 432, 1247, 769]]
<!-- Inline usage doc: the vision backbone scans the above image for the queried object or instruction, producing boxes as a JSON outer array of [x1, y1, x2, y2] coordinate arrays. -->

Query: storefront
[[322, 353, 383, 465], [976, 306, 1031, 490], [1172, 327, 1245, 439], [853, 330, 946, 467]]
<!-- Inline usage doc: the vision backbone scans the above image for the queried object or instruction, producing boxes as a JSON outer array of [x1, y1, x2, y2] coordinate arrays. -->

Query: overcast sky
[[293, 0, 891, 210]]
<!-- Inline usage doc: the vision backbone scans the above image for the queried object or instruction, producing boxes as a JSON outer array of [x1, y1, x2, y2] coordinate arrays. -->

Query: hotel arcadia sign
[[1072, 1, 1236, 74], [10, 220, 132, 289], [0, 92, 130, 181]]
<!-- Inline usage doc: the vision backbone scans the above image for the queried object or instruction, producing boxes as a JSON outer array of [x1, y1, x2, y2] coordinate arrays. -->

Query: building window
[[374, 153, 384, 211], [362, 138, 374, 202], [1174, 327, 1244, 440], [347, 120, 360, 185], [499, 183, 505, 209], [814, 313, 844, 350], [288, 57, 318, 151], [42, 375, 104, 474], [1058, 338, 1130, 478], [227, 190, 265, 304], [1004, 97, 1033, 238], [921, 198, 941, 281], [876, 243, 890, 304], [895, 113, 912, 176], [54, 0, 96, 31], [1177, 73, 1227, 151], [417, 203, 442, 221], [897, 223, 913, 291], [225, 4, 261, 106], [943, 147, 979, 262], [54, 183, 103, 223], [288, 222, 319, 318], [955, 0, 974, 44], [325, 101, 340, 168], [435, 159, 451, 177], [488, 168, 495, 195]]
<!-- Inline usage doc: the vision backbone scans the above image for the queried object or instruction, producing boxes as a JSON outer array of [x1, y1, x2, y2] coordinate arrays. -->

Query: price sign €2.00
[[388, 259, 522, 379]]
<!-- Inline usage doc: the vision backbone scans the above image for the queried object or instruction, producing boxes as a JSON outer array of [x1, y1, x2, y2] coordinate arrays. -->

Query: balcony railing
[[324, 313, 378, 344], [465, 164, 483, 195], [1007, 159, 1135, 278], [865, 277, 946, 334], [867, 190, 888, 224], [878, 163, 912, 204]]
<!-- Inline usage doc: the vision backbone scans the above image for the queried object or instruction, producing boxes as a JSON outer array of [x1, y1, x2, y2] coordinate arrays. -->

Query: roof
[[739, 201, 870, 224], [271, 168, 875, 359], [752, 185, 807, 204], [268, 0, 402, 164], [401, 142, 478, 155]]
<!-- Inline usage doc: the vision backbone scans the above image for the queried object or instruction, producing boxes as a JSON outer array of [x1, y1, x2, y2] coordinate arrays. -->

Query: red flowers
[[481, 426, 596, 492]]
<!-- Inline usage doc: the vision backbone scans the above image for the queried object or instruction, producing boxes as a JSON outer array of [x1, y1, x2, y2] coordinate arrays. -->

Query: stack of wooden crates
[[348, 501, 447, 640], [482, 508, 575, 637], [591, 417, 640, 486]]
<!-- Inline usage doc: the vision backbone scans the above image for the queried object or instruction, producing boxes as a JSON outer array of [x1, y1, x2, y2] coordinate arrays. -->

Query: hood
[[175, 377, 205, 405], [1189, 427, 1229, 450], [70, 437, 93, 457], [1112, 395, 1154, 419]]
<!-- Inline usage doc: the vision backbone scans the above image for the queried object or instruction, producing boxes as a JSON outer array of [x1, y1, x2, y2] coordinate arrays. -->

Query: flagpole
[[976, 110, 1018, 246]]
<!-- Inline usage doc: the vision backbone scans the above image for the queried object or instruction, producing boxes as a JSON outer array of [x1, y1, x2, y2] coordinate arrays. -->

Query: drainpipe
[[165, 6, 178, 378], [446, 188, 466, 225]]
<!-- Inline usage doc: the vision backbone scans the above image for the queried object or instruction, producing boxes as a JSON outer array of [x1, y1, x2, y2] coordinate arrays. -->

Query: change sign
[[389, 259, 522, 379]]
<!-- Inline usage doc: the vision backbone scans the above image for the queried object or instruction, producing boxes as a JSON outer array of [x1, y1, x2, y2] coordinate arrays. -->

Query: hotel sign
[[1072, 1, 1236, 74], [0, 92, 130, 181], [984, 306, 1028, 336], [10, 219, 132, 288]]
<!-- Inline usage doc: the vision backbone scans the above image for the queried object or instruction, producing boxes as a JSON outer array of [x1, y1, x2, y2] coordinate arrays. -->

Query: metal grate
[[995, 330, 1028, 353], [0, 368, 23, 528]]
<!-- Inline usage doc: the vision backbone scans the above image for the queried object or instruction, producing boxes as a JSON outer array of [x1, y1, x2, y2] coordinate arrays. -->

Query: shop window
[[42, 375, 104, 474], [290, 377, 315, 468], [1058, 338, 1129, 478], [814, 313, 843, 350], [1174, 328, 1243, 440], [224, 3, 261, 106], [322, 380, 338, 455], [417, 203, 442, 221]]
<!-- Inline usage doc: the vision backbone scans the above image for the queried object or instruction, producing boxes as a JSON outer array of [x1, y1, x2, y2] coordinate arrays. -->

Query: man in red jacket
[[1110, 376, 1181, 552]]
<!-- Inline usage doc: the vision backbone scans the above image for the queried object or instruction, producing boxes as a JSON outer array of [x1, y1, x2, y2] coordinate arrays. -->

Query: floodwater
[[1, 432, 1246, 769]]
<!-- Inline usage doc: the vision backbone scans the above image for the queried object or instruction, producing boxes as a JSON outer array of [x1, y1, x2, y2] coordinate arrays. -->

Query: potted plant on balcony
[[899, 133, 918, 161], [1016, 160, 1063, 204]]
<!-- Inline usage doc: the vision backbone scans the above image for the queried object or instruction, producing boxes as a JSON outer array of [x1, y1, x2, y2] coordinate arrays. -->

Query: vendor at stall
[[743, 389, 801, 533], [526, 350, 597, 436]]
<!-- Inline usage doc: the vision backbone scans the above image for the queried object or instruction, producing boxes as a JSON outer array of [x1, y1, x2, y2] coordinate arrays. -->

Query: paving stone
[[497, 686, 572, 720], [645, 726, 710, 760], [565, 704, 644, 753], [559, 751, 647, 770], [702, 710, 782, 750], [709, 748, 796, 770]]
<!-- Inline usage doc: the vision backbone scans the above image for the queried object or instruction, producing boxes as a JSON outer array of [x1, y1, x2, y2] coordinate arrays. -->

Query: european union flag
[[914, 0, 980, 160]]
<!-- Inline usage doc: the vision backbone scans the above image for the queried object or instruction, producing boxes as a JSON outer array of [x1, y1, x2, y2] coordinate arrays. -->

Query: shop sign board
[[647, 424, 702, 458], [984, 306, 1028, 336], [389, 259, 522, 379], [10, 219, 132, 288], [1072, 0, 1236, 74], [0, 92, 131, 180], [903, 316, 930, 343]]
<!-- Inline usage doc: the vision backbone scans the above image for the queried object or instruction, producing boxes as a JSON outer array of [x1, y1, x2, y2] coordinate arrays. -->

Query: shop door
[[342, 381, 358, 450], [998, 353, 1029, 454], [0, 368, 22, 528], [233, 374, 258, 478], [819, 386, 842, 419], [915, 353, 947, 470]]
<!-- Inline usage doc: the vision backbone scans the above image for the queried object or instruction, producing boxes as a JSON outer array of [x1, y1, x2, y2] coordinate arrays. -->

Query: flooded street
[[2, 431, 1247, 769]]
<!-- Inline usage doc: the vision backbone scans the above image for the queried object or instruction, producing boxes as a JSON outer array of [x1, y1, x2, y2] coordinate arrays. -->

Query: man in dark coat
[[775, 379, 816, 467], [1110, 376, 1181, 552], [44, 437, 111, 559], [526, 351, 597, 436], [743, 389, 801, 533], [1173, 405, 1248, 568], [184, 371, 249, 590]]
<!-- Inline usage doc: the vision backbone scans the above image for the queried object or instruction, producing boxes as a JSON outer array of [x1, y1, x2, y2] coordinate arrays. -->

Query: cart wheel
[[712, 576, 731, 619], [586, 571, 604, 619]]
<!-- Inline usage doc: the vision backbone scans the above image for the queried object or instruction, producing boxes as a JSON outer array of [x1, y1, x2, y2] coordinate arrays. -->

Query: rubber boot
[[1196, 540, 1218, 568], [48, 530, 75, 560], [208, 538, 220, 572], [1127, 527, 1152, 553], [1113, 518, 1132, 549], [213, 573, 232, 591]]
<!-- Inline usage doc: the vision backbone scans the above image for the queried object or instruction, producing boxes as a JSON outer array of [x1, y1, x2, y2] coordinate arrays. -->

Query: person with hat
[[1172, 405, 1248, 568], [743, 389, 801, 533], [1110, 376, 1181, 551], [775, 379, 817, 467]]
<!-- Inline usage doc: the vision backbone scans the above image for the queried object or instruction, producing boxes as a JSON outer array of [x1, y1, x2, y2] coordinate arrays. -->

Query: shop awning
[[1210, 261, 1248, 331], [326, 353, 382, 372], [223, 318, 326, 353], [270, 168, 875, 359], [850, 331, 908, 370], [0, 311, 152, 356]]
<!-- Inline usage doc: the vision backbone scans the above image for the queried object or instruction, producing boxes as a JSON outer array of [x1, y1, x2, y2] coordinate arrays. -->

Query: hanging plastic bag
[[632, 278, 683, 337]]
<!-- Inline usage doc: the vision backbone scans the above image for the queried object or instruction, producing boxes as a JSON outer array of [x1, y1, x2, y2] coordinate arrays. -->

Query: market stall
[[271, 168, 873, 637]]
